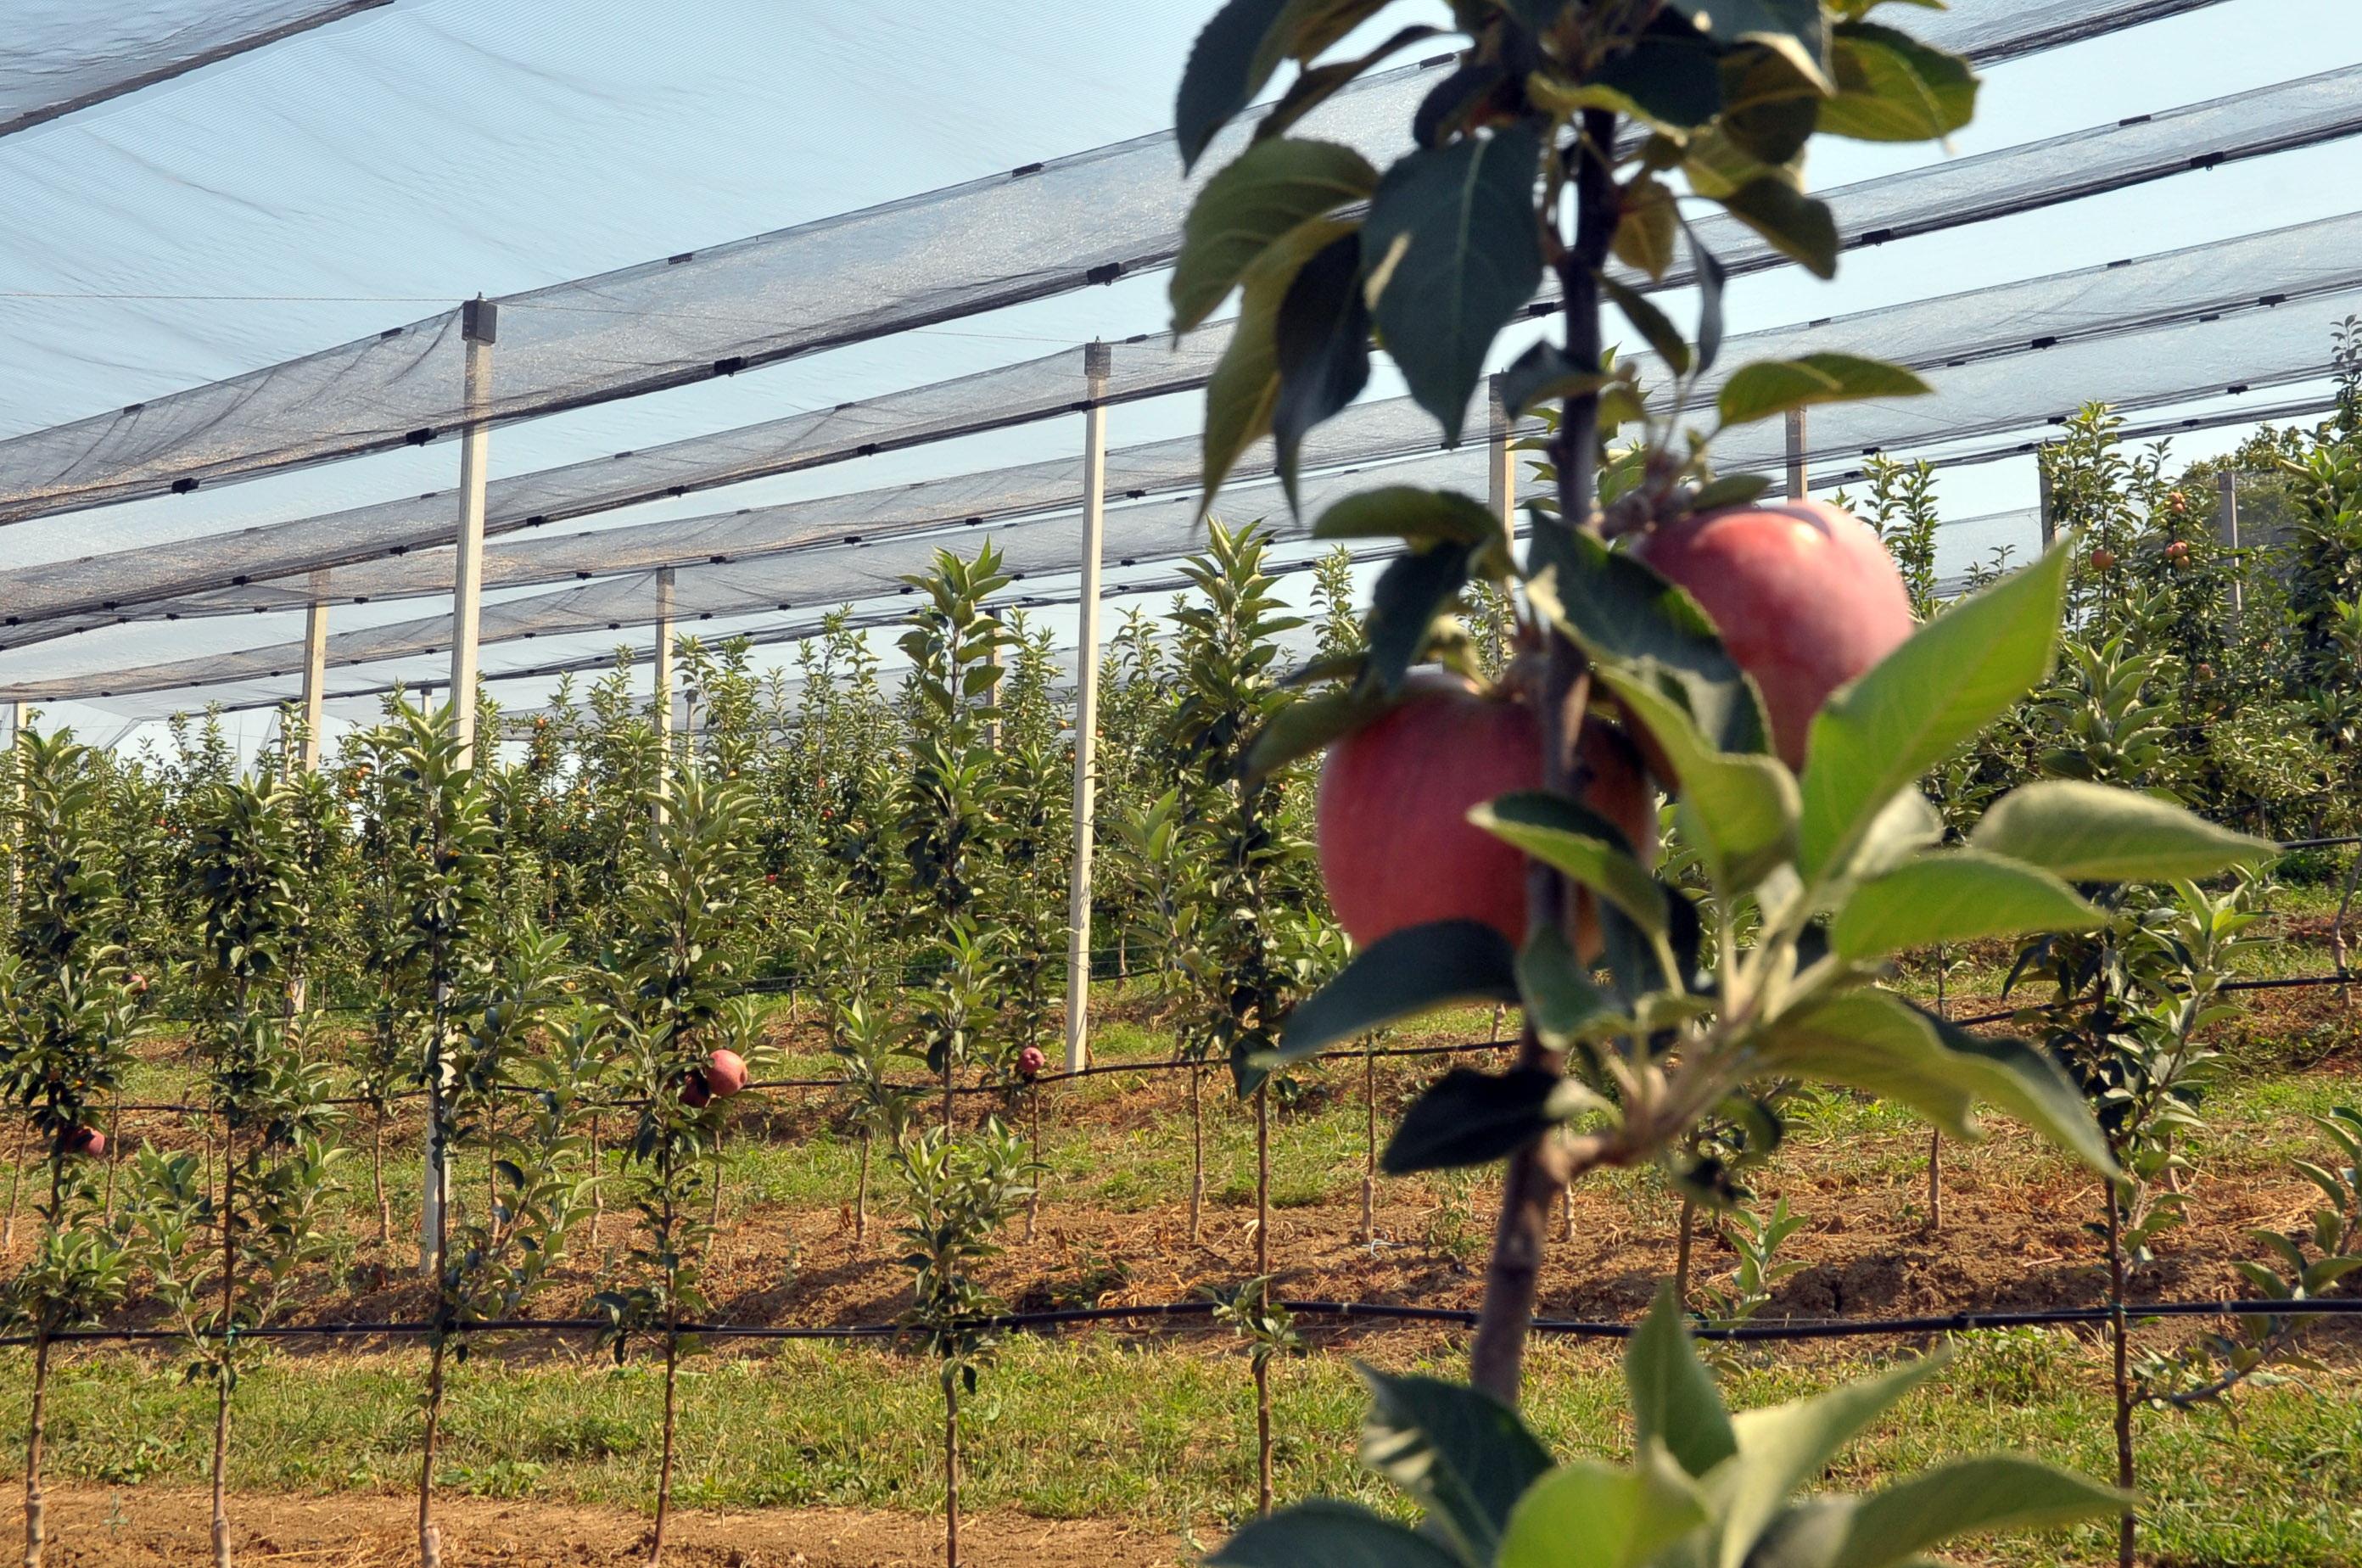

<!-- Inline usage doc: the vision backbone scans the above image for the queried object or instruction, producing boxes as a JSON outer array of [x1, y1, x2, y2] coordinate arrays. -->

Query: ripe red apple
[[2091, 546, 2116, 571], [1632, 500, 1915, 770], [680, 1069, 713, 1109], [705, 1048, 748, 1100], [1317, 671, 1653, 954], [2165, 540, 2189, 562], [60, 1127, 104, 1159], [126, 972, 148, 998], [1017, 1044, 1046, 1079]]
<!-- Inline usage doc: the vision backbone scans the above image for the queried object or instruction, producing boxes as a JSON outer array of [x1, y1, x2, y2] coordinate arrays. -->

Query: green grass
[[5, 1329, 2355, 1565]]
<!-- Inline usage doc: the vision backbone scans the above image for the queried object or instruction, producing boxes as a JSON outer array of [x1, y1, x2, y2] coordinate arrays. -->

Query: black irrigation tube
[[8, 1296, 2357, 1352]]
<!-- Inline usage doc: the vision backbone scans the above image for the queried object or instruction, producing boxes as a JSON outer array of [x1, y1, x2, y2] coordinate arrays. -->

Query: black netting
[[2, 1, 387, 138], [10, 75, 2357, 648], [7, 204, 2353, 658], [0, 0, 2237, 526]]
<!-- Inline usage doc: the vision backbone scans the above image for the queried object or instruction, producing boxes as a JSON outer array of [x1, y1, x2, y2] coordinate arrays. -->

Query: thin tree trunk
[[940, 1047, 954, 1140], [1673, 1192, 1696, 1308], [4, 1119, 28, 1250], [854, 1130, 871, 1247], [1361, 1046, 1376, 1253], [649, 1324, 680, 1566], [1561, 1177, 1576, 1243], [102, 1096, 120, 1222], [1469, 105, 1615, 1408], [1927, 1128, 1944, 1232], [943, 1373, 960, 1568], [588, 1114, 603, 1250], [1188, 1065, 1204, 1246], [1025, 1088, 1041, 1244], [1255, 1084, 1270, 1279], [708, 1128, 725, 1231], [372, 1114, 391, 1251], [2107, 1185, 2136, 1568], [417, 1082, 451, 1568], [1254, 1352, 1273, 1517], [21, 1330, 49, 1568], [213, 1129, 238, 1568], [1489, 1004, 1503, 1044]]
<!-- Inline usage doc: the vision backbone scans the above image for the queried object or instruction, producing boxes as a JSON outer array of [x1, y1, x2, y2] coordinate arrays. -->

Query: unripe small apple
[[60, 1127, 104, 1159], [705, 1048, 748, 1099], [1017, 1044, 1046, 1079], [2197, 662, 2215, 680]]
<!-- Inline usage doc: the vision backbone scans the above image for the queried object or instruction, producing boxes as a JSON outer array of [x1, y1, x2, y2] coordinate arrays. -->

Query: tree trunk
[[372, 1114, 390, 1251], [648, 1325, 680, 1566], [708, 1128, 725, 1231], [943, 1372, 961, 1568], [1469, 104, 1615, 1408], [1927, 1128, 1944, 1232], [1025, 1088, 1041, 1244], [2107, 1185, 2136, 1568], [1188, 1065, 1204, 1246], [417, 1083, 451, 1568], [21, 1330, 49, 1568], [854, 1131, 871, 1247], [3, 1119, 28, 1250], [417, 1336, 447, 1568], [1254, 1352, 1273, 1516], [587, 1114, 603, 1250], [102, 1097, 120, 1223], [1361, 1047, 1376, 1254], [213, 1131, 238, 1568], [1673, 1192, 1696, 1308], [1255, 1084, 1270, 1279]]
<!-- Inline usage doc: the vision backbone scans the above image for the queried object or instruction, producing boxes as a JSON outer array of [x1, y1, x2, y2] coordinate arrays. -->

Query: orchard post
[[299, 568, 329, 773], [653, 564, 677, 824], [2038, 460, 2057, 550], [2, 700, 19, 907], [447, 295, 495, 767], [423, 294, 494, 1275], [2217, 469, 2243, 623], [1486, 374, 1515, 669], [1061, 341, 1111, 1072], [1783, 408, 1807, 501], [983, 608, 1005, 750]]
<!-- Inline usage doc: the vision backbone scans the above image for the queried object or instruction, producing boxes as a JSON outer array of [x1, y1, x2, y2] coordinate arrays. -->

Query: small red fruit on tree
[[1632, 500, 1915, 770], [2165, 540, 2189, 562], [704, 1048, 749, 1100], [1318, 671, 1653, 953], [2090, 546, 2116, 571], [1017, 1045, 1046, 1079], [680, 1070, 713, 1109], [126, 972, 148, 997], [60, 1127, 104, 1159]]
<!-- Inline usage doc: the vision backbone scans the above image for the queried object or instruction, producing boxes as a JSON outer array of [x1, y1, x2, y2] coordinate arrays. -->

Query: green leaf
[[1273, 230, 1374, 505], [1472, 791, 1665, 936], [1831, 1457, 2124, 1568], [1717, 1353, 1945, 1568], [1363, 543, 1475, 693], [1716, 354, 1929, 428], [1799, 545, 2069, 879], [1690, 473, 1772, 511], [1614, 176, 1681, 280], [1821, 23, 1978, 143], [1526, 533, 1769, 755], [1173, 137, 1380, 333], [1201, 216, 1351, 512], [1590, 21, 1726, 129], [1208, 1498, 1469, 1568], [1381, 1067, 1572, 1173], [1594, 666, 1795, 893], [1277, 919, 1518, 1061], [1500, 1450, 1706, 1568], [1359, 1368, 1555, 1563], [1315, 486, 1508, 557], [1829, 849, 2099, 960], [1712, 176, 1839, 277], [1967, 781, 2274, 884], [1497, 339, 1611, 422], [1246, 685, 1399, 781], [1364, 126, 1546, 444], [1518, 921, 1622, 1050], [1662, 0, 1832, 91], [1755, 989, 2113, 1176], [1602, 274, 1692, 378], [1176, 0, 1292, 171], [1626, 1286, 1737, 1479]]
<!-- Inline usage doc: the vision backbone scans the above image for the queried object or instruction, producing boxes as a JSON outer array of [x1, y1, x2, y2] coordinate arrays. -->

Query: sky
[[0, 0, 2354, 758]]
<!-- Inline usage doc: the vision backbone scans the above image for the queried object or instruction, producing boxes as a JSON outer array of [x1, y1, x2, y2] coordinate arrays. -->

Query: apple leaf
[[1173, 137, 1380, 333], [1275, 919, 1519, 1061], [1716, 354, 1929, 428], [1967, 780, 2275, 884]]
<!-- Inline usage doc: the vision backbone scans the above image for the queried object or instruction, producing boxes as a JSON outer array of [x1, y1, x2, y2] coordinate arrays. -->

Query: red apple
[[1317, 671, 1654, 954], [680, 1070, 713, 1109], [1017, 1045, 1046, 1079], [2165, 540, 2189, 562], [60, 1127, 104, 1159], [705, 1048, 748, 1100], [2091, 546, 2116, 571], [126, 972, 148, 998], [1632, 500, 1916, 770]]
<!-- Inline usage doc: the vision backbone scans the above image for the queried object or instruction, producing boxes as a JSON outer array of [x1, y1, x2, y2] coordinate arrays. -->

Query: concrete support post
[[983, 608, 1005, 751], [1783, 408, 1807, 501], [299, 568, 329, 773], [2217, 470, 2243, 623], [1061, 343, 1111, 1072], [447, 298, 496, 767], [653, 565, 676, 822], [2038, 461, 2057, 551], [1486, 374, 1515, 669], [425, 295, 494, 1275]]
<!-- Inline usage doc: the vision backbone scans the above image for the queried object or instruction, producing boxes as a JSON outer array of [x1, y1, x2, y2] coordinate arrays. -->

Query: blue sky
[[0, 0, 2354, 752]]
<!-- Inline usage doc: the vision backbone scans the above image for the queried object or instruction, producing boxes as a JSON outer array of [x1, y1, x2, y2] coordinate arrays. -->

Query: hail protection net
[[13, 70, 2360, 653], [9, 204, 2358, 659], [0, 0, 2245, 526], [0, 1, 389, 137]]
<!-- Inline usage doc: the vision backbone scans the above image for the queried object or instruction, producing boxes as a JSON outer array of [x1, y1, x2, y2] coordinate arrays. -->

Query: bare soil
[[26, 1485, 1177, 1566]]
